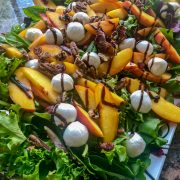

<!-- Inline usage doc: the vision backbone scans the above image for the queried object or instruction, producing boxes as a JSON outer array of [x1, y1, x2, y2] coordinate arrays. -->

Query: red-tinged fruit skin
[[74, 101, 104, 138], [154, 30, 180, 64], [122, 1, 161, 27]]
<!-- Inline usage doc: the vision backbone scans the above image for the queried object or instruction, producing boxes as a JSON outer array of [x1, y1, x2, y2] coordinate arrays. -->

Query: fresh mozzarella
[[67, 2, 76, 10], [73, 12, 90, 25], [45, 28, 63, 45], [130, 90, 152, 113], [119, 38, 136, 50], [148, 57, 168, 76], [136, 41, 153, 55], [25, 28, 43, 42], [63, 121, 89, 147], [126, 132, 146, 158], [81, 52, 101, 69], [51, 73, 74, 93], [54, 103, 77, 125], [66, 22, 85, 42], [25, 59, 39, 69]]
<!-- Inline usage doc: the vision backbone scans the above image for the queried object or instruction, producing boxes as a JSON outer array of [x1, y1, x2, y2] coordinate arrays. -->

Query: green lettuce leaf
[[23, 6, 46, 22], [162, 78, 180, 93]]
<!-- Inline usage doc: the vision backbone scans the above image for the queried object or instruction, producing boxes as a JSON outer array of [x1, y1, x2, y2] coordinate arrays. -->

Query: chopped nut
[[100, 142, 114, 151], [88, 109, 99, 119], [55, 51, 67, 61], [98, 53, 109, 62], [70, 41, 79, 57]]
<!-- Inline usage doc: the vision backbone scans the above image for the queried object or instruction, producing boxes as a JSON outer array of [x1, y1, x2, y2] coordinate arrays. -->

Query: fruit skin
[[109, 48, 133, 75], [0, 44, 23, 59], [77, 32, 94, 47], [122, 1, 162, 27], [124, 63, 171, 83], [154, 29, 180, 64], [46, 11, 65, 29], [77, 78, 124, 106], [8, 68, 35, 112], [33, 0, 56, 9], [90, 2, 121, 13], [22, 67, 59, 104], [137, 27, 156, 37], [99, 102, 119, 142], [84, 18, 119, 36], [107, 8, 128, 19], [150, 91, 180, 123], [75, 85, 96, 110], [74, 101, 104, 137], [29, 34, 46, 50]]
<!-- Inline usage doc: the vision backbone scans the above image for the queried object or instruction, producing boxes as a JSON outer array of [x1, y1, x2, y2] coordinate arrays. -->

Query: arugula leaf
[[160, 28, 174, 44], [103, 75, 118, 90], [86, 41, 97, 53], [162, 78, 180, 93], [23, 6, 46, 22], [0, 110, 26, 150], [64, 0, 73, 6], [0, 54, 22, 82], [0, 81, 8, 102]]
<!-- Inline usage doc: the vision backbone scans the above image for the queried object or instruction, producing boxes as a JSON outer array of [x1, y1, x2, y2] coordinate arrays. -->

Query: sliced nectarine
[[8, 68, 35, 112], [55, 6, 66, 15], [99, 102, 119, 142], [107, 8, 128, 19], [75, 85, 96, 110], [154, 29, 180, 64], [63, 62, 78, 74], [46, 11, 65, 29], [22, 67, 59, 104], [29, 34, 46, 50], [77, 32, 94, 46], [109, 48, 133, 75], [33, 0, 56, 9], [137, 27, 156, 37], [84, 18, 119, 35], [150, 91, 180, 123], [124, 63, 171, 83], [74, 101, 103, 137], [87, 5, 96, 17]]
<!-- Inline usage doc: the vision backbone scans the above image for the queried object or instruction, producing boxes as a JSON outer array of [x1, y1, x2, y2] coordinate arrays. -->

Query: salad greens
[[0, 0, 179, 179]]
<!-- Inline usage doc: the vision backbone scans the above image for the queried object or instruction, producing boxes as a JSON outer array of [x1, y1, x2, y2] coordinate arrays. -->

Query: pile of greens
[[0, 0, 179, 180]]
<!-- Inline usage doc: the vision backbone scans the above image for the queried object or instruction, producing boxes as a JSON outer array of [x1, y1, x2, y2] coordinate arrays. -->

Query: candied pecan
[[100, 142, 114, 151], [98, 53, 109, 62], [88, 109, 99, 119], [55, 51, 67, 61], [33, 47, 43, 57], [21, 50, 30, 60], [111, 25, 126, 44], [72, 69, 83, 79], [95, 30, 115, 55], [74, 2, 87, 12], [70, 41, 79, 57], [28, 134, 51, 151], [74, 56, 87, 71], [38, 63, 66, 78], [59, 9, 72, 23], [87, 66, 97, 79], [89, 14, 107, 23]]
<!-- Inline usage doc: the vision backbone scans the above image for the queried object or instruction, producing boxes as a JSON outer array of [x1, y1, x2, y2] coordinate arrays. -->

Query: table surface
[[0, 0, 179, 179]]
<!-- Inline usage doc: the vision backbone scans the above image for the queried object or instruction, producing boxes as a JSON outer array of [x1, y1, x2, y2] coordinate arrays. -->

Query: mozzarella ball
[[25, 28, 43, 42], [25, 59, 39, 69], [81, 52, 101, 69], [51, 73, 74, 93], [54, 103, 77, 125], [160, 4, 168, 19], [67, 2, 76, 10], [130, 90, 152, 113], [63, 121, 89, 147], [73, 12, 90, 25], [126, 132, 146, 158], [45, 28, 63, 45], [136, 41, 153, 55], [148, 57, 168, 76], [119, 38, 136, 50], [66, 22, 85, 42]]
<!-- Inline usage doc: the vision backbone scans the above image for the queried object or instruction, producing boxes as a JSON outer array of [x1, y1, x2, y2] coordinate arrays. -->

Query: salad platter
[[0, 0, 179, 179]]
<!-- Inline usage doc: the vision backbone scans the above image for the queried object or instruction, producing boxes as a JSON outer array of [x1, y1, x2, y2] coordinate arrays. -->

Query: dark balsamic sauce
[[61, 73, 64, 93], [106, 57, 113, 74], [85, 88, 89, 108], [137, 89, 144, 112], [149, 57, 155, 70]]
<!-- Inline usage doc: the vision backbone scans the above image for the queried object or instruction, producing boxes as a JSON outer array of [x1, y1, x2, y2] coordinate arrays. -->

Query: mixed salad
[[0, 0, 180, 179]]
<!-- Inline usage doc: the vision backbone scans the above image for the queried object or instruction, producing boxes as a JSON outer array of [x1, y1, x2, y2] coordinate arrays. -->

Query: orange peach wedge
[[74, 101, 103, 137]]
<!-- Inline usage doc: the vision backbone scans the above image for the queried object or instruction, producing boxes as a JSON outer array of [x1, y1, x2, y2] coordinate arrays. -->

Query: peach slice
[[90, 2, 121, 13], [107, 8, 128, 19], [74, 102, 103, 137], [84, 18, 119, 35], [99, 102, 119, 142], [46, 11, 65, 29], [55, 6, 66, 15], [87, 5, 96, 17], [137, 27, 156, 37], [22, 67, 59, 104], [124, 63, 171, 83], [64, 62, 78, 74], [0, 44, 23, 59], [33, 0, 56, 9], [109, 48, 133, 75], [154, 29, 180, 64], [77, 78, 124, 106], [150, 91, 180, 123], [29, 34, 46, 50], [145, 53, 168, 64], [122, 1, 162, 27], [77, 32, 94, 46], [75, 85, 96, 110], [8, 68, 35, 112]]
